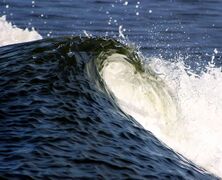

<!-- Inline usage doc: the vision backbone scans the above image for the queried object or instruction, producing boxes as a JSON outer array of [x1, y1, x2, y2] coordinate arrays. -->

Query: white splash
[[118, 25, 125, 39], [0, 16, 42, 47], [102, 53, 222, 177]]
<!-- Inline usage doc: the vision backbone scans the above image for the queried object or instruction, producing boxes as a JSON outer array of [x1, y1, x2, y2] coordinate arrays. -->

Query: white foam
[[0, 16, 42, 47], [102, 53, 222, 177]]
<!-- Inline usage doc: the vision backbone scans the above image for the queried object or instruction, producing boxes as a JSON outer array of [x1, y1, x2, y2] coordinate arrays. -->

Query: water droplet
[[32, 1, 35, 7], [214, 48, 218, 54], [123, 1, 128, 5]]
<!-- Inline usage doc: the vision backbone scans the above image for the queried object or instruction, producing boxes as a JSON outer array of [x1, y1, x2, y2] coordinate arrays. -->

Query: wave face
[[0, 37, 217, 179]]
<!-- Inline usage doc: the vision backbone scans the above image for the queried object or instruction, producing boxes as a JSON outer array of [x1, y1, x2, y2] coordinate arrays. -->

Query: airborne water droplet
[[123, 1, 128, 6], [214, 48, 218, 54]]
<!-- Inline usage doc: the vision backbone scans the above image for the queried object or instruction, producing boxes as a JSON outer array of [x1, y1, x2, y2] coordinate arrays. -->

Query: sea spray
[[101, 53, 222, 177], [0, 16, 42, 47]]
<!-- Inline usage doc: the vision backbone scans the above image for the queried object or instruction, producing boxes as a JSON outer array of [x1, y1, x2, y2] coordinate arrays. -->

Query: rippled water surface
[[0, 0, 222, 179]]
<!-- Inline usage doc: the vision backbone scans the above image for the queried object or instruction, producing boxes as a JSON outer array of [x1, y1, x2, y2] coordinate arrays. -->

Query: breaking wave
[[0, 17, 220, 179]]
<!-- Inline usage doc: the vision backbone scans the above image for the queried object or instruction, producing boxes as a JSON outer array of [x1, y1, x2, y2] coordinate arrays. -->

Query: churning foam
[[0, 16, 42, 47], [102, 53, 222, 177]]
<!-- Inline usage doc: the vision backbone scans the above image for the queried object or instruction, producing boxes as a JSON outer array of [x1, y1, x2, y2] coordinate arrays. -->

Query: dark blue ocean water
[[0, 0, 222, 179], [1, 0, 222, 67], [2, 0, 222, 49]]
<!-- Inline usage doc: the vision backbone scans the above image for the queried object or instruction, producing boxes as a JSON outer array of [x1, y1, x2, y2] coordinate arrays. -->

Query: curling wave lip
[[101, 53, 222, 177]]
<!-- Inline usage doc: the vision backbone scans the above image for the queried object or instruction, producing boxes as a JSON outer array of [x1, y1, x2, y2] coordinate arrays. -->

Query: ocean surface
[[0, 0, 222, 179]]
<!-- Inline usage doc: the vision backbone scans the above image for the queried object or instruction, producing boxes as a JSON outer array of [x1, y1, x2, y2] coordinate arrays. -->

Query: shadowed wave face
[[0, 37, 217, 179]]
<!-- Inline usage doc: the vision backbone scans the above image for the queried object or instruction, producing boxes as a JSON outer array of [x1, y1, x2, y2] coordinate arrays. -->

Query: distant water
[[0, 0, 222, 179]]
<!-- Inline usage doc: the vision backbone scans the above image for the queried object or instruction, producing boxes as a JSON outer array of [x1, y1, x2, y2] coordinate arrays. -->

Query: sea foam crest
[[102, 53, 222, 177], [0, 16, 42, 47]]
